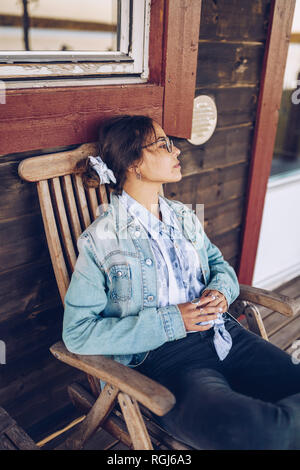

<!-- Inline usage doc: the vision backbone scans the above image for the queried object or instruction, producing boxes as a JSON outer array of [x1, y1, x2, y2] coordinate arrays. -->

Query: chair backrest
[[18, 142, 109, 303]]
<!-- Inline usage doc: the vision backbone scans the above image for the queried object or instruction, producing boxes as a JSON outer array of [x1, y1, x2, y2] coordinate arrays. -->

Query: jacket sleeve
[[62, 233, 186, 356], [202, 231, 240, 307]]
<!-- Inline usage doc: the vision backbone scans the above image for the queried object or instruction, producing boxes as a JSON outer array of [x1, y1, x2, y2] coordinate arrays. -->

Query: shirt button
[[145, 258, 153, 266], [135, 231, 141, 237], [147, 295, 154, 301]]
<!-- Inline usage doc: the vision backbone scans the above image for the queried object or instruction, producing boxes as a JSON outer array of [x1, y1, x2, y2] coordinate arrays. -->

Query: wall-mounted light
[[188, 95, 217, 145]]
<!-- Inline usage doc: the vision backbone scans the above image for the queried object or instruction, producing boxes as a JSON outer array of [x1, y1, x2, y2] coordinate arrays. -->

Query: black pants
[[135, 315, 300, 450]]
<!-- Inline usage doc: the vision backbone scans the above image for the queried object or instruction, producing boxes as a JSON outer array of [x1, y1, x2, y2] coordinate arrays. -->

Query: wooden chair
[[18, 144, 300, 450]]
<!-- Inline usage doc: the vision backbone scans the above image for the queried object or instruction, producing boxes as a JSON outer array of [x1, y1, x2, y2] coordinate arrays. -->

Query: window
[[271, 0, 300, 177], [0, 0, 150, 86]]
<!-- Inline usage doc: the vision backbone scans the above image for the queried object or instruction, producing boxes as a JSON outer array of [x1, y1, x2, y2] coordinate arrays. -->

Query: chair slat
[[61, 175, 82, 245], [51, 177, 77, 272], [97, 185, 109, 206], [73, 174, 91, 229], [37, 180, 69, 303], [86, 187, 100, 221]]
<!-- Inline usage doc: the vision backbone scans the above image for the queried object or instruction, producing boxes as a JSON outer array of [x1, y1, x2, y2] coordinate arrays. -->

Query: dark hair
[[77, 114, 157, 195]]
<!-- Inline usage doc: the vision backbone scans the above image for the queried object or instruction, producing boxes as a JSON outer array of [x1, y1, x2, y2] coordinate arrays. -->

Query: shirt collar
[[118, 189, 180, 238]]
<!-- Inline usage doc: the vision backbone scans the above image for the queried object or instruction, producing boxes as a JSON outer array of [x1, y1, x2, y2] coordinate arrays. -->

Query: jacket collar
[[108, 190, 188, 235]]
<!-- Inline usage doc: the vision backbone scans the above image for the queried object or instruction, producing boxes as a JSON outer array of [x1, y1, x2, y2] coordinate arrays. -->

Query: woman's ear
[[126, 164, 136, 176], [127, 165, 136, 173]]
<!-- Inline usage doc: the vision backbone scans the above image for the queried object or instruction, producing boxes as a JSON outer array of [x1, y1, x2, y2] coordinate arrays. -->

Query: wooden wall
[[0, 145, 88, 441], [164, 0, 271, 274], [0, 0, 271, 442]]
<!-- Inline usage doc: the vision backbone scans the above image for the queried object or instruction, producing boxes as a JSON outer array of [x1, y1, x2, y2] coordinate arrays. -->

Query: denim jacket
[[62, 191, 240, 370]]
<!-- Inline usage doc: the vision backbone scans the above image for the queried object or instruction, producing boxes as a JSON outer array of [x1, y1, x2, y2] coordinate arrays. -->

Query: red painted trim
[[148, 0, 165, 85], [0, 84, 164, 155], [237, 0, 296, 285], [162, 0, 202, 138]]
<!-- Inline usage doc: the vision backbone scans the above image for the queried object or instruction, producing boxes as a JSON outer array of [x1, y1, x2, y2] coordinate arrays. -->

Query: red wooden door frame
[[237, 0, 296, 285]]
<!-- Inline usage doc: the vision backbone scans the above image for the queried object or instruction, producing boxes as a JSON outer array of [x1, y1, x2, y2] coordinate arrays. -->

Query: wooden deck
[[36, 275, 300, 450], [254, 274, 300, 356]]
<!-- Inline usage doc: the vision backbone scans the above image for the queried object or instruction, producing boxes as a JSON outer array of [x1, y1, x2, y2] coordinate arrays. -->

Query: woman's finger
[[198, 305, 226, 314], [201, 290, 228, 307], [185, 311, 219, 323], [195, 314, 218, 322], [193, 295, 215, 307]]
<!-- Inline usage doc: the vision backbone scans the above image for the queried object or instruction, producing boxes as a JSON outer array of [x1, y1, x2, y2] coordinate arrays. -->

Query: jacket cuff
[[157, 304, 187, 342]]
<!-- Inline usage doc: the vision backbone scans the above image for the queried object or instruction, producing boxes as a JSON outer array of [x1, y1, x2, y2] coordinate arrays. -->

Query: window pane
[[0, 0, 119, 52], [271, 0, 300, 177]]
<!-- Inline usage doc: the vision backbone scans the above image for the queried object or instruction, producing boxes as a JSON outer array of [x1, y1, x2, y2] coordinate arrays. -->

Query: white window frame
[[0, 0, 150, 88]]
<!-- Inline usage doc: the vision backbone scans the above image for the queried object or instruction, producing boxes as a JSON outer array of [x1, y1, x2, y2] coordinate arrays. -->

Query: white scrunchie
[[88, 156, 117, 185]]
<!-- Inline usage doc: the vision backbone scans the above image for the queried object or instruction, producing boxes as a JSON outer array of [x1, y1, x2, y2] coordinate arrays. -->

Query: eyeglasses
[[142, 136, 174, 153]]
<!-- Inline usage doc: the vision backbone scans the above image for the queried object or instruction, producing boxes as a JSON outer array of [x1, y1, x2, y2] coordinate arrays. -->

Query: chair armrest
[[238, 284, 300, 317], [50, 341, 175, 417]]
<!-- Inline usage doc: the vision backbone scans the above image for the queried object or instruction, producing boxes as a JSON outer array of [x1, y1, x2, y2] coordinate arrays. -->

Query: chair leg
[[67, 383, 133, 449], [118, 392, 153, 450], [63, 383, 119, 449], [244, 302, 269, 340], [87, 374, 101, 397]]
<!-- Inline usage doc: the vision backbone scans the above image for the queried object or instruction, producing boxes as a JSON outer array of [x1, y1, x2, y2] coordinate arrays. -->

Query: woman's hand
[[200, 289, 228, 313], [177, 294, 219, 332], [177, 290, 228, 332]]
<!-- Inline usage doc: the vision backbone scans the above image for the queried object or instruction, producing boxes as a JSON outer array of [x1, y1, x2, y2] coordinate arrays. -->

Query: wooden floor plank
[[258, 276, 300, 345], [0, 407, 39, 450], [83, 427, 120, 450], [109, 441, 131, 450], [264, 310, 300, 338], [268, 314, 300, 351]]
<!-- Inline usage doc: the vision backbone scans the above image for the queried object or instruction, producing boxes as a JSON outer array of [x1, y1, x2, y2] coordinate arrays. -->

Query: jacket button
[[147, 295, 154, 301], [145, 258, 153, 266], [117, 271, 122, 277]]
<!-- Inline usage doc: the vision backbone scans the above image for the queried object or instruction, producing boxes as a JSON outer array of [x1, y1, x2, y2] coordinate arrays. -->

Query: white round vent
[[188, 95, 217, 145]]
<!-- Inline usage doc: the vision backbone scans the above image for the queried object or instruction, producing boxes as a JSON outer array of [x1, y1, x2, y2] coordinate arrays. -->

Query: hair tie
[[88, 156, 117, 185]]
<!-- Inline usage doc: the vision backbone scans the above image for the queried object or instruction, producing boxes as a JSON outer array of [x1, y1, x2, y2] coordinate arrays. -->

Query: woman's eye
[[160, 144, 167, 149]]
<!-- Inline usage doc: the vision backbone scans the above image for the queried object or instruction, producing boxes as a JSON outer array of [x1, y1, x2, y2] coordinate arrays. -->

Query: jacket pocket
[[108, 263, 132, 302]]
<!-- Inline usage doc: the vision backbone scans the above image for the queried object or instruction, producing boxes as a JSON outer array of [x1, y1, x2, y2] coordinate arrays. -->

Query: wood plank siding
[[0, 0, 273, 442], [164, 0, 272, 275]]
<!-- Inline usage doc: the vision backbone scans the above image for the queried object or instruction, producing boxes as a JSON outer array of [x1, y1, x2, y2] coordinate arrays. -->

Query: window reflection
[[0, 0, 119, 52], [272, 0, 300, 176]]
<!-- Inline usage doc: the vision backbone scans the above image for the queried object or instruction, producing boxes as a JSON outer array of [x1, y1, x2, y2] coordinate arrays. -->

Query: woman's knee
[[158, 368, 295, 449]]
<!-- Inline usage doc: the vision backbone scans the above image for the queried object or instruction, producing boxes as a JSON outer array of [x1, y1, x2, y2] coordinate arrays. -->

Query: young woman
[[63, 114, 300, 450]]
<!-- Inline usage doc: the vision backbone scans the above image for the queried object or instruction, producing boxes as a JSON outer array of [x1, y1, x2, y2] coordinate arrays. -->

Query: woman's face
[[136, 121, 182, 184]]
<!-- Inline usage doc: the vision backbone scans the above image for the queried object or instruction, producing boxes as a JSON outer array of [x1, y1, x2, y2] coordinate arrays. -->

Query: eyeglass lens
[[166, 138, 173, 153]]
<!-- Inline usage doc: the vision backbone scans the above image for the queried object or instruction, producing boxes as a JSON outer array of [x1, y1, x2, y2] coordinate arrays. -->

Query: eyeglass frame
[[141, 136, 174, 153]]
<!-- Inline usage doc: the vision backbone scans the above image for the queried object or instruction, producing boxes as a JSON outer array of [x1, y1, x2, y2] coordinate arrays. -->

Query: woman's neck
[[122, 183, 162, 220]]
